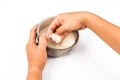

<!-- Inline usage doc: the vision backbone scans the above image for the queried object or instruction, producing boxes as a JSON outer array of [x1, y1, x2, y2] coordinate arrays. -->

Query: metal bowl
[[36, 17, 79, 57]]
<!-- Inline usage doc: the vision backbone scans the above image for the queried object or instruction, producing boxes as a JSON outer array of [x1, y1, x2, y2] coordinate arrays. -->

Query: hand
[[47, 12, 86, 37], [47, 11, 120, 54], [26, 25, 47, 71]]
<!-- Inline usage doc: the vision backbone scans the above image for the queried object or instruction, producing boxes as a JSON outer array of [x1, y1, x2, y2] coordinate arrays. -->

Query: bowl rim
[[36, 17, 79, 50]]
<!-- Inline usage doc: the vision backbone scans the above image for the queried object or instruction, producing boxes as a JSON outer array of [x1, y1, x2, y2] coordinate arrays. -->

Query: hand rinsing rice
[[39, 26, 76, 49]]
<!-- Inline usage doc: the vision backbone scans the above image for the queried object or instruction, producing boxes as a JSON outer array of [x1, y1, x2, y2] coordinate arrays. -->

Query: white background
[[0, 0, 120, 80]]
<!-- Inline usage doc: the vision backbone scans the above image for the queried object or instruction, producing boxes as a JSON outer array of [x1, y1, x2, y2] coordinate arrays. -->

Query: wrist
[[76, 12, 88, 28], [28, 66, 43, 73], [27, 66, 43, 80], [82, 11, 96, 29]]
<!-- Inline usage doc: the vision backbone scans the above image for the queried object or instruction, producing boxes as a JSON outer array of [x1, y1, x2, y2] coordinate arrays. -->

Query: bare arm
[[47, 12, 120, 54], [84, 12, 120, 54]]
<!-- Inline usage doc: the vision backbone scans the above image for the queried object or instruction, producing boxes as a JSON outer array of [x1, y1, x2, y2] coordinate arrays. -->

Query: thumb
[[56, 26, 69, 35], [38, 36, 47, 49]]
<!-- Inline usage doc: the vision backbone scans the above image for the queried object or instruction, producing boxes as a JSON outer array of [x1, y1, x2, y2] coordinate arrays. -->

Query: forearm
[[83, 12, 120, 54], [27, 67, 42, 80]]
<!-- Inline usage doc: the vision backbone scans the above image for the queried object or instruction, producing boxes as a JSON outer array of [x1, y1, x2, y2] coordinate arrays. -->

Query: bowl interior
[[36, 17, 79, 50]]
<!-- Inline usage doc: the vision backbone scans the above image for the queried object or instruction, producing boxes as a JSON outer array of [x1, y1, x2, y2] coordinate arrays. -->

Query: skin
[[47, 12, 120, 54], [26, 11, 120, 80], [26, 25, 47, 80]]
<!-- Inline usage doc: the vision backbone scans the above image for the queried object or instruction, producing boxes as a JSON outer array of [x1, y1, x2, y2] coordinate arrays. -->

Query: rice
[[39, 26, 76, 49], [49, 33, 62, 43]]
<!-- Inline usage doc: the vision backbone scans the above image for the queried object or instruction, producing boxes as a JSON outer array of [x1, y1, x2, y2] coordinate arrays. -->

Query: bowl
[[36, 17, 79, 57]]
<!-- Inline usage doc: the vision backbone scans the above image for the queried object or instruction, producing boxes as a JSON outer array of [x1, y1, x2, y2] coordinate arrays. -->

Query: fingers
[[28, 24, 38, 44], [47, 17, 62, 37], [38, 36, 47, 50]]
